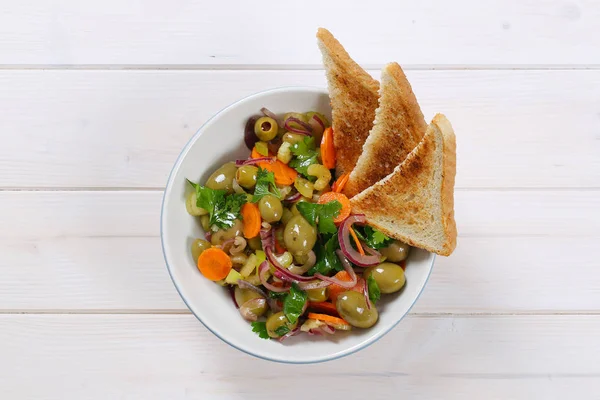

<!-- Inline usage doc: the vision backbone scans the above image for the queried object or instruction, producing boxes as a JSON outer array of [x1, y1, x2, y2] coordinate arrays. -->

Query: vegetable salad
[[186, 109, 411, 341]]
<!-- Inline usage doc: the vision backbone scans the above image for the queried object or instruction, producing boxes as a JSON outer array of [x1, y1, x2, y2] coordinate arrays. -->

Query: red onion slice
[[284, 117, 312, 136], [338, 215, 381, 267], [259, 261, 289, 293], [284, 192, 302, 203], [235, 157, 275, 167], [239, 298, 267, 322], [287, 251, 316, 275], [260, 107, 280, 124], [278, 327, 300, 342], [230, 286, 239, 308], [237, 279, 268, 299], [363, 280, 372, 310], [312, 114, 325, 130], [297, 279, 332, 290], [320, 324, 336, 334], [266, 247, 313, 282]]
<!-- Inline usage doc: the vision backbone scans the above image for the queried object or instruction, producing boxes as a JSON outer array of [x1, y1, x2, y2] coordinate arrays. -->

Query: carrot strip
[[318, 191, 351, 223], [307, 301, 339, 317], [321, 127, 336, 169], [332, 173, 349, 193], [251, 146, 297, 185], [197, 247, 233, 281], [241, 203, 261, 239], [307, 313, 350, 327], [348, 226, 365, 255], [327, 271, 366, 303]]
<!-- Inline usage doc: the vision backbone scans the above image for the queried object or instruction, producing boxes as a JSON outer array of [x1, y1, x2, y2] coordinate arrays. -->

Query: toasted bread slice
[[316, 28, 379, 177], [350, 114, 457, 256], [344, 62, 427, 198]]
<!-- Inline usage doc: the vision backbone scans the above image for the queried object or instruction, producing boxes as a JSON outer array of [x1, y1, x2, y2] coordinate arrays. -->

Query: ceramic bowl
[[161, 87, 435, 363]]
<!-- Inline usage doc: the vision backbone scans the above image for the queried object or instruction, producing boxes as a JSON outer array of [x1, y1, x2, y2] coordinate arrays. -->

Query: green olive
[[234, 287, 267, 317], [205, 162, 237, 192], [364, 262, 406, 294], [211, 219, 243, 245], [380, 240, 411, 262], [281, 208, 294, 225], [248, 236, 262, 251], [266, 311, 298, 338], [185, 192, 208, 216], [190, 239, 211, 263], [336, 291, 378, 328], [283, 215, 317, 256], [200, 215, 210, 231], [254, 117, 279, 141], [306, 287, 328, 302], [282, 132, 305, 145], [236, 165, 258, 189], [258, 195, 283, 223]]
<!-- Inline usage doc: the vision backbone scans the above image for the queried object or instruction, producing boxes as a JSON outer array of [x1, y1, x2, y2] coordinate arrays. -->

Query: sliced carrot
[[307, 301, 339, 317], [251, 146, 297, 185], [321, 127, 336, 169], [318, 191, 351, 223], [307, 313, 350, 330], [241, 203, 261, 239], [348, 226, 365, 256], [197, 247, 233, 281], [264, 160, 297, 186], [332, 172, 349, 193], [327, 271, 366, 303], [251, 147, 274, 160]]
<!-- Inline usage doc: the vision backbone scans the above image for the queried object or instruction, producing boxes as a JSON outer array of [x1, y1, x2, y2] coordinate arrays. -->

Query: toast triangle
[[350, 114, 457, 256], [344, 62, 427, 198], [316, 28, 379, 177]]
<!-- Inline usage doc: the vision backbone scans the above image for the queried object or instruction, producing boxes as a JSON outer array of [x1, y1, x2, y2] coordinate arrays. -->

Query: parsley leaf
[[367, 275, 381, 303], [274, 325, 290, 337], [296, 201, 341, 234], [283, 283, 307, 324], [268, 291, 288, 300], [251, 321, 270, 340], [308, 234, 344, 276], [187, 180, 246, 230], [354, 226, 393, 250], [289, 137, 319, 179], [252, 167, 281, 202]]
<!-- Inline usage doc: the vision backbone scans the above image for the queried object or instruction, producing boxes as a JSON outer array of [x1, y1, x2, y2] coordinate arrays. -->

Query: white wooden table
[[1, 1, 599, 398]]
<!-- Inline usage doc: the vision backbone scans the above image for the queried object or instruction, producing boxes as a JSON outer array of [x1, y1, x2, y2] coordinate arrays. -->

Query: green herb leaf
[[251, 321, 270, 340], [308, 234, 344, 276], [187, 180, 246, 230], [354, 226, 393, 250], [289, 137, 319, 179], [283, 283, 307, 324], [274, 325, 290, 337], [367, 275, 381, 303], [295, 201, 342, 234], [252, 167, 281, 202], [268, 291, 288, 300]]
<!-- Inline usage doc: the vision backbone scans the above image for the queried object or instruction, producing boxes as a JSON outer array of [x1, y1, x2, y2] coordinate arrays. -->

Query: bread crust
[[350, 114, 457, 256], [316, 28, 379, 177], [344, 63, 427, 198]]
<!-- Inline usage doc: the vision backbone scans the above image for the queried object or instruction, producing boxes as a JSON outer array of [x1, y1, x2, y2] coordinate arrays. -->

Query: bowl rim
[[160, 86, 436, 364]]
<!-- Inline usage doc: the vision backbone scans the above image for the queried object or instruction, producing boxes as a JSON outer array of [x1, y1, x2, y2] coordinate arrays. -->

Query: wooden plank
[[1, 190, 598, 311], [0, 1, 599, 66], [0, 314, 598, 399], [1, 69, 599, 188]]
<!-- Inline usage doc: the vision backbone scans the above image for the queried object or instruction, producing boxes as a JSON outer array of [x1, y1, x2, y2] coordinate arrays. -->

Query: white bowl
[[161, 87, 435, 363]]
